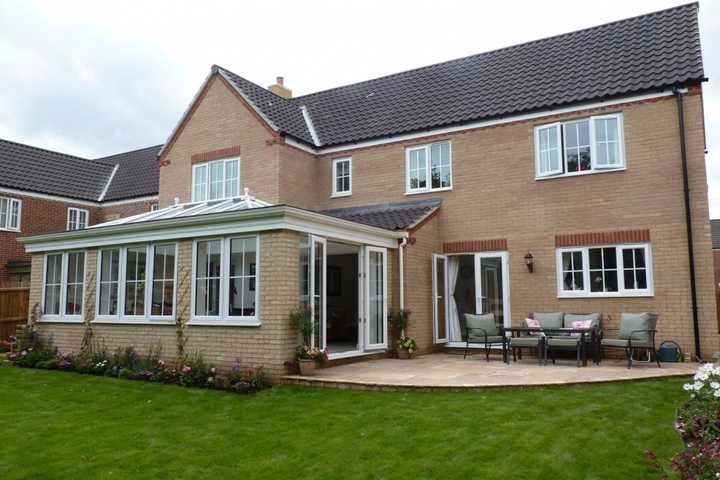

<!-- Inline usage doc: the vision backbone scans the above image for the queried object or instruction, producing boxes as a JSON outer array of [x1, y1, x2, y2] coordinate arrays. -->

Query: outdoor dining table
[[501, 326, 599, 367]]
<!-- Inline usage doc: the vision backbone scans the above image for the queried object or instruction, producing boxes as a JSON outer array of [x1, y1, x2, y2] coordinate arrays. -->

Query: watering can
[[656, 340, 682, 362]]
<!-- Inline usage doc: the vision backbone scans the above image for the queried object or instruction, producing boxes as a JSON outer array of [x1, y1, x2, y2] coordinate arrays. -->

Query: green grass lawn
[[0, 366, 687, 479]]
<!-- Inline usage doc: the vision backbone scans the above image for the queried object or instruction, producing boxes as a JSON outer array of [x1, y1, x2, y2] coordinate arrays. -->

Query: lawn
[[0, 366, 687, 479]]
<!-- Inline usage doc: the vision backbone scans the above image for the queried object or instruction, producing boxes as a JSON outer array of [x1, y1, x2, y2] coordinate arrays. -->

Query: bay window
[[42, 251, 86, 320]]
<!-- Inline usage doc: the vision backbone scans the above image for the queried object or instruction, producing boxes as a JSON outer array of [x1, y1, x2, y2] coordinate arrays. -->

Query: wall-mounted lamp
[[524, 252, 534, 273]]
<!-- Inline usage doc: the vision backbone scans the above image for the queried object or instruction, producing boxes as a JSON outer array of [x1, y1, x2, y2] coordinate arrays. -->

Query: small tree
[[289, 306, 314, 344]]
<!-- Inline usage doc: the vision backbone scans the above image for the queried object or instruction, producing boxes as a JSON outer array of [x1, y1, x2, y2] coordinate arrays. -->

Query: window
[[97, 243, 177, 321], [150, 204, 159, 212], [193, 235, 258, 325], [535, 113, 624, 178], [192, 157, 240, 202], [332, 157, 352, 196], [557, 243, 652, 297], [0, 197, 21, 231], [67, 208, 88, 230], [406, 141, 452, 193], [42, 251, 86, 320]]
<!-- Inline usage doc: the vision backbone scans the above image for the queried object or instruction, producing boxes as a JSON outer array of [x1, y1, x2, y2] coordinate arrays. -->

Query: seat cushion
[[618, 313, 652, 342], [465, 313, 498, 336], [532, 312, 564, 328], [468, 335, 504, 344], [601, 338, 654, 349], [546, 337, 580, 347], [510, 337, 542, 347]]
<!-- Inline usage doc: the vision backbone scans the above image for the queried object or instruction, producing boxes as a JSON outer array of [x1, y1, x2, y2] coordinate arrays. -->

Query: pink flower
[[158, 359, 164, 366], [182, 366, 191, 373]]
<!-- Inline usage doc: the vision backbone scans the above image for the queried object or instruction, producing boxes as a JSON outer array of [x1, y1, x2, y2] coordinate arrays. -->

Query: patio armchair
[[600, 313, 660, 369], [463, 313, 504, 361]]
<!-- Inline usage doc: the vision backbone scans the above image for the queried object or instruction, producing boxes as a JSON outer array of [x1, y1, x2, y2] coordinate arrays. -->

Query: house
[[17, 3, 719, 380], [0, 139, 161, 281]]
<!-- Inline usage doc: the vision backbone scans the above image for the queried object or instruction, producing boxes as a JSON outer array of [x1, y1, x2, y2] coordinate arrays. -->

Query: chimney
[[268, 76, 292, 99]]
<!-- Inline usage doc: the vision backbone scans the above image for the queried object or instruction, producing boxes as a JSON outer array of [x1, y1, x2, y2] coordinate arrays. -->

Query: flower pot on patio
[[298, 359, 317, 376], [396, 348, 410, 359]]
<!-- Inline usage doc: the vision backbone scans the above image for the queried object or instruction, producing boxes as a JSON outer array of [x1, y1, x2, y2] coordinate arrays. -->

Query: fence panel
[[0, 282, 30, 342]]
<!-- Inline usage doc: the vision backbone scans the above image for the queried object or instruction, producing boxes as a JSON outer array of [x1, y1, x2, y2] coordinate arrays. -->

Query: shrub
[[179, 352, 215, 388]]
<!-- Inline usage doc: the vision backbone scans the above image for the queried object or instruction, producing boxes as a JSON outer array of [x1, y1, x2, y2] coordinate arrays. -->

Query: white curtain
[[448, 257, 462, 341]]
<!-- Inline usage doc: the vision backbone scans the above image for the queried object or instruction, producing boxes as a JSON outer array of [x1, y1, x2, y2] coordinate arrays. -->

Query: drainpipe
[[672, 86, 701, 360], [399, 234, 408, 336]]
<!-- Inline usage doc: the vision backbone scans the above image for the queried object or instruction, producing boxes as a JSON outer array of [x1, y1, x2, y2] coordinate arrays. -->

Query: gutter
[[672, 86, 701, 360]]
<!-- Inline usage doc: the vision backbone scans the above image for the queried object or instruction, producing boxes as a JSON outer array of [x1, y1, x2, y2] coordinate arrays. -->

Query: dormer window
[[192, 157, 240, 202]]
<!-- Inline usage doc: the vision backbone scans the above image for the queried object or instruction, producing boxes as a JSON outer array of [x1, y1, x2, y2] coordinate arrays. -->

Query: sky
[[0, 0, 719, 215]]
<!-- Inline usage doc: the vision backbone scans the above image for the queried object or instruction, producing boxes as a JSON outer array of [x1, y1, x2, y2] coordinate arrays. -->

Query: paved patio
[[281, 353, 696, 392]]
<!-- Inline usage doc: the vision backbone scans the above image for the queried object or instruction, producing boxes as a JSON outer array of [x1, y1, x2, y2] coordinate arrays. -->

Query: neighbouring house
[[0, 140, 161, 281], [17, 3, 719, 380]]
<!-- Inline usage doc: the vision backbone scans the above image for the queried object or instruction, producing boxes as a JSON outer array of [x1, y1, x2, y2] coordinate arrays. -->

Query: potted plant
[[292, 344, 329, 376], [388, 309, 415, 359], [289, 305, 314, 344]]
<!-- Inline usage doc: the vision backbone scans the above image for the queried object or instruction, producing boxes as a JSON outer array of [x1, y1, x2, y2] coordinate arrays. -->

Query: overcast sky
[[1, 0, 718, 215]]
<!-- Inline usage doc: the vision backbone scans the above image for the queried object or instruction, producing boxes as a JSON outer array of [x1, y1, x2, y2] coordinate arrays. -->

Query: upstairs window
[[192, 157, 240, 202], [67, 208, 88, 230], [557, 243, 652, 297], [332, 157, 352, 197], [406, 141, 452, 193], [535, 113, 625, 178], [0, 197, 21, 231]]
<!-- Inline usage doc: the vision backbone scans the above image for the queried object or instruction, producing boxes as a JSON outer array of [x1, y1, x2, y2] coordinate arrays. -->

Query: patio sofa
[[525, 312, 604, 365]]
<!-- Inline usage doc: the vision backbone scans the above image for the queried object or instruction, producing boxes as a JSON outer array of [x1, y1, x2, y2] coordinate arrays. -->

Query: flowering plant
[[292, 344, 329, 366], [388, 309, 412, 332], [397, 335, 417, 354], [647, 358, 720, 478]]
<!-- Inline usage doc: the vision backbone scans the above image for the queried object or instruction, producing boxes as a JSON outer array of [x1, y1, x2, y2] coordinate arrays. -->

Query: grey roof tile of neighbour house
[[94, 144, 161, 201], [321, 198, 442, 231], [711, 219, 720, 249], [219, 3, 704, 148], [0, 138, 116, 201]]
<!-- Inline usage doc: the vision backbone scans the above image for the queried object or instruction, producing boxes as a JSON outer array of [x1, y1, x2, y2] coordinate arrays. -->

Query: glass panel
[[125, 247, 147, 315], [564, 121, 591, 172], [623, 247, 648, 290], [225, 159, 239, 198], [44, 254, 63, 315], [152, 244, 176, 316], [594, 117, 620, 166], [561, 251, 584, 291], [229, 237, 256, 317], [10, 200, 19, 229], [430, 143, 451, 189], [434, 255, 447, 342], [193, 165, 207, 201], [368, 250, 384, 345], [538, 126, 560, 174], [65, 252, 85, 315], [313, 240, 325, 347], [99, 249, 120, 315], [409, 148, 427, 189], [589, 247, 618, 292], [209, 161, 224, 200], [299, 235, 310, 309], [0, 198, 7, 228], [195, 240, 221, 316]]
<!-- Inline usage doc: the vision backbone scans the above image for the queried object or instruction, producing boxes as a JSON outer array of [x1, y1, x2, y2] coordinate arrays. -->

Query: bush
[[179, 352, 215, 388]]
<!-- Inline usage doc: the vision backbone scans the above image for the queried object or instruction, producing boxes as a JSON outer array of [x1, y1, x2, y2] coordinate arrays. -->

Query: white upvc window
[[0, 197, 21, 231], [332, 157, 352, 197], [192, 157, 240, 202], [42, 251, 86, 321], [406, 141, 452, 193], [192, 235, 259, 326], [96, 243, 177, 322], [67, 208, 88, 230], [556, 243, 653, 297], [535, 113, 625, 178]]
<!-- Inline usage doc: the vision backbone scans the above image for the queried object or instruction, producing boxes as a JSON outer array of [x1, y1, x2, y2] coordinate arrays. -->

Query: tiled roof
[[0, 138, 116, 201], [711, 219, 720, 249], [221, 3, 704, 148], [94, 144, 161, 201], [321, 198, 442, 231]]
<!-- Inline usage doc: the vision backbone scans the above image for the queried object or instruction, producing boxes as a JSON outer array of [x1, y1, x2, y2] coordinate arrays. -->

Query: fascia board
[[19, 205, 402, 252]]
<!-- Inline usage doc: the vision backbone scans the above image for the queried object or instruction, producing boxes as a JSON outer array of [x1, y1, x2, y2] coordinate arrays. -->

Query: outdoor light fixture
[[524, 252, 534, 273]]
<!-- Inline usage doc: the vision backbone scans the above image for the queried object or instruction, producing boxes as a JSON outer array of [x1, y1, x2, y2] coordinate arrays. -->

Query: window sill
[[405, 186, 452, 196], [92, 317, 176, 325], [331, 192, 352, 198], [536, 167, 625, 181], [557, 292, 654, 299], [188, 318, 261, 327], [39, 318, 84, 324]]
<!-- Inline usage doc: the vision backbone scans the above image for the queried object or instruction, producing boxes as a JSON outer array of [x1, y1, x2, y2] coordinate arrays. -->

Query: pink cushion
[[571, 319, 593, 337], [525, 318, 545, 337]]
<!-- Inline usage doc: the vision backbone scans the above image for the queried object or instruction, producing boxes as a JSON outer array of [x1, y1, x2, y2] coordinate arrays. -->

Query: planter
[[396, 348, 410, 360], [298, 359, 317, 376]]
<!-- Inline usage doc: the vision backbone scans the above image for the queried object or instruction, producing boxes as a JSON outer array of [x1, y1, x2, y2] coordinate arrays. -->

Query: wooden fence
[[0, 282, 30, 342]]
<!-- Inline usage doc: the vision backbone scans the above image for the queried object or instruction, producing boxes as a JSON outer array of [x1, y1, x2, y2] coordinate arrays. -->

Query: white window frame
[[406, 141, 452, 194], [41, 251, 86, 322], [192, 157, 240, 202], [67, 207, 88, 230], [332, 156, 352, 197], [95, 243, 177, 323], [556, 243, 653, 297], [535, 113, 625, 179], [190, 235, 260, 326], [0, 197, 21, 231], [150, 203, 159, 212]]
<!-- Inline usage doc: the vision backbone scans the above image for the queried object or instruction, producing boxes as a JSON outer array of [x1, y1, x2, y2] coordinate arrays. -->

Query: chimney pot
[[276, 76, 284, 86]]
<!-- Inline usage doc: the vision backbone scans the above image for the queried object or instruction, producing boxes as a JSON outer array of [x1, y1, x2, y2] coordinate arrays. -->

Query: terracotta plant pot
[[396, 348, 410, 360], [298, 359, 317, 375]]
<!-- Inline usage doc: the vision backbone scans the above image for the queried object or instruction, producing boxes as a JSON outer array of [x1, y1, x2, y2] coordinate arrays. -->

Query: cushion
[[618, 312, 652, 342], [564, 313, 601, 329], [465, 313, 497, 337], [570, 319, 593, 337], [524, 318, 545, 337], [532, 312, 564, 328]]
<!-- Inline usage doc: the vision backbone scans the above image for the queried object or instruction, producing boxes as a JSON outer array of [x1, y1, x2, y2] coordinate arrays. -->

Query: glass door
[[309, 235, 326, 349], [432, 254, 449, 343], [363, 247, 387, 349]]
